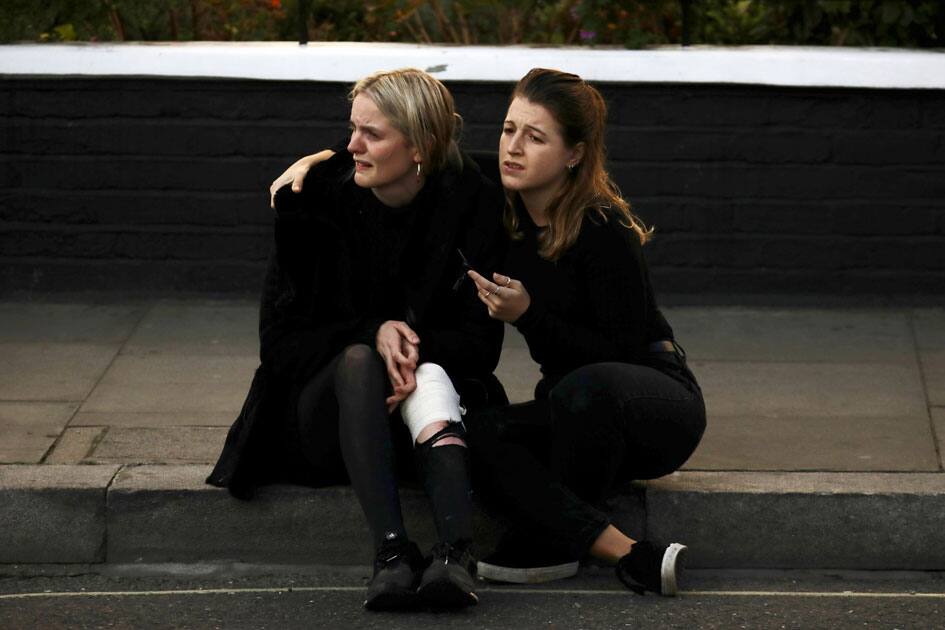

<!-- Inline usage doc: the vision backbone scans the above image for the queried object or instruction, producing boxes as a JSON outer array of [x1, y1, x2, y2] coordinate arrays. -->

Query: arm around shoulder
[[268, 139, 349, 208]]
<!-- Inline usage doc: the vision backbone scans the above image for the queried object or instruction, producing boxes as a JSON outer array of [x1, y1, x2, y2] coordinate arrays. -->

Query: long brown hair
[[505, 68, 652, 260]]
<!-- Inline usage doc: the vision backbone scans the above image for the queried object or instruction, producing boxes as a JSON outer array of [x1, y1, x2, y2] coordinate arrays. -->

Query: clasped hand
[[467, 269, 530, 323], [376, 320, 420, 413]]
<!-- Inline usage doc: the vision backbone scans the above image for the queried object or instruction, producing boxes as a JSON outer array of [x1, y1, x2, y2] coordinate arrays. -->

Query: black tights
[[293, 344, 472, 550]]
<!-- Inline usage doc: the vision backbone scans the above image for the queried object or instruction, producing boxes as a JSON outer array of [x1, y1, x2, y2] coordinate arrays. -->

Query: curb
[[647, 472, 945, 570], [3, 465, 944, 569]]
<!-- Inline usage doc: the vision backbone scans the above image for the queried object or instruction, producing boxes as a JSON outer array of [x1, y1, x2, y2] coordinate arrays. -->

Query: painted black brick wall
[[2, 78, 944, 296]]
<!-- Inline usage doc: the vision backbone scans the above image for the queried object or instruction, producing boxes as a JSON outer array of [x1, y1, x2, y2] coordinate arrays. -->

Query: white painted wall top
[[2, 42, 944, 89]]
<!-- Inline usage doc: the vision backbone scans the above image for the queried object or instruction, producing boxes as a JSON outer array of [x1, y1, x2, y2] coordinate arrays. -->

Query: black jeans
[[465, 350, 706, 559]]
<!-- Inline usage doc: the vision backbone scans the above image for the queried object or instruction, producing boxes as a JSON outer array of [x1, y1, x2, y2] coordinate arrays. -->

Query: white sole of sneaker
[[477, 560, 579, 584], [660, 543, 687, 596]]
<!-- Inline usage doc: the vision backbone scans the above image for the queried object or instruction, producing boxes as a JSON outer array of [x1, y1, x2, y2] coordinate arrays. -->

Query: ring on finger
[[503, 276, 512, 287]]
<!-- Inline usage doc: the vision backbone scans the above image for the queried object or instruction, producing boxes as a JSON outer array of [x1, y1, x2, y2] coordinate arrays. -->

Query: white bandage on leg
[[400, 363, 464, 445]]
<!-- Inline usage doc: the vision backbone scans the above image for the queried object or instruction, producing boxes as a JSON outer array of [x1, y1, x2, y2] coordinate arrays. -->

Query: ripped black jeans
[[282, 344, 477, 551], [465, 352, 706, 559]]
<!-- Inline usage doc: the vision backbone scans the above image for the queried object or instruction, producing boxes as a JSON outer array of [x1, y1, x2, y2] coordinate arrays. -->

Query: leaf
[[53, 23, 77, 41], [880, 0, 900, 25]]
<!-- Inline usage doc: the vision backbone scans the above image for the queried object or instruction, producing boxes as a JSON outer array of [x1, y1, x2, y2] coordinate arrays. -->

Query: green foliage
[[570, 0, 680, 47], [1, 0, 942, 47], [0, 0, 287, 43], [693, 0, 945, 47]]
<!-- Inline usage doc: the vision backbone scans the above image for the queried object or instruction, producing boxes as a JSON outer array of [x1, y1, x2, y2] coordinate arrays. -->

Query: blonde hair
[[505, 68, 652, 260], [350, 68, 462, 175]]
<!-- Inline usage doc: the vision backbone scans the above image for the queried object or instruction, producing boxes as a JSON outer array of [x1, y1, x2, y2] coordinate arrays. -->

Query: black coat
[[207, 149, 508, 499]]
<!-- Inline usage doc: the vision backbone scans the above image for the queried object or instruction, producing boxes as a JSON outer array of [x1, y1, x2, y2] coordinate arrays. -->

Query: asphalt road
[[2, 565, 944, 629]]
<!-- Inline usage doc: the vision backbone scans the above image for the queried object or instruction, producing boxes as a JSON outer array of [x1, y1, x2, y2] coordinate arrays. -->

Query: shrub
[[1, 0, 942, 48]]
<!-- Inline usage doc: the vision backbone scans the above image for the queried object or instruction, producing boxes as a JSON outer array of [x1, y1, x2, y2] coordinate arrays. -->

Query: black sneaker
[[417, 542, 479, 608], [477, 533, 579, 584], [363, 539, 425, 611], [615, 540, 687, 596]]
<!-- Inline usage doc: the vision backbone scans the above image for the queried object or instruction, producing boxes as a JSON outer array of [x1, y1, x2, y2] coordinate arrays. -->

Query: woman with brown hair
[[464, 68, 706, 596]]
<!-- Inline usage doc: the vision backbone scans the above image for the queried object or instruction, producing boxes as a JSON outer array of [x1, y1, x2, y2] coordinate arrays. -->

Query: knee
[[414, 362, 449, 386], [339, 343, 377, 365], [550, 366, 603, 417], [402, 363, 464, 447], [336, 343, 382, 378], [550, 367, 628, 440]]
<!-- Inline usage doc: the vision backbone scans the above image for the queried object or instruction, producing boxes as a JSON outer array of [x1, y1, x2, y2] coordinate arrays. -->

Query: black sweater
[[507, 205, 673, 388], [208, 149, 507, 498]]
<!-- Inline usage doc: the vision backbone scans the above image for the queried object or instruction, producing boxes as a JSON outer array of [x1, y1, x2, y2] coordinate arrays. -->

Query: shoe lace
[[376, 540, 412, 568], [431, 542, 471, 567]]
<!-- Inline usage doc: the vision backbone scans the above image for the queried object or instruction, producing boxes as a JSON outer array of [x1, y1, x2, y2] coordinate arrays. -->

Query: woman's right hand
[[468, 269, 531, 323], [269, 149, 335, 208]]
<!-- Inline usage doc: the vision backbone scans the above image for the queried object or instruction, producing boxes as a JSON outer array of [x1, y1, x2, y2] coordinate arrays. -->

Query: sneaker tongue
[[432, 542, 455, 559], [433, 542, 473, 569]]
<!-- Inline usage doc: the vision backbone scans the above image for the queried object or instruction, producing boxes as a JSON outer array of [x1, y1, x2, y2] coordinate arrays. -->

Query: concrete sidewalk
[[2, 298, 944, 569]]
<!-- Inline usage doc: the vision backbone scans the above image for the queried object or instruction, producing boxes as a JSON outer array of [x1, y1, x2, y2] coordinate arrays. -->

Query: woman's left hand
[[376, 320, 420, 412], [385, 336, 420, 413], [268, 149, 335, 209], [467, 269, 530, 323]]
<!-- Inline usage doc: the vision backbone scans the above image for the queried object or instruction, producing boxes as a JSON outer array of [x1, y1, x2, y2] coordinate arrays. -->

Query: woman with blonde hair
[[208, 68, 507, 610], [465, 68, 705, 596]]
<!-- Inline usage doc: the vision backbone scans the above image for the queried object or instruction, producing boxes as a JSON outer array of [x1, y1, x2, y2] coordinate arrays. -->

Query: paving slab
[[919, 350, 945, 407], [0, 464, 119, 563], [122, 302, 258, 356], [495, 347, 541, 404], [494, 325, 541, 404], [932, 408, 945, 470], [0, 402, 77, 463], [0, 303, 143, 344], [86, 427, 228, 464], [664, 307, 914, 363], [645, 471, 945, 570], [70, 410, 237, 427], [912, 308, 945, 350], [914, 309, 945, 405], [685, 413, 940, 472], [81, 355, 257, 414], [105, 465, 504, 564], [0, 300, 942, 571], [502, 323, 529, 350], [45, 427, 106, 464], [691, 360, 927, 419], [0, 343, 119, 402]]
